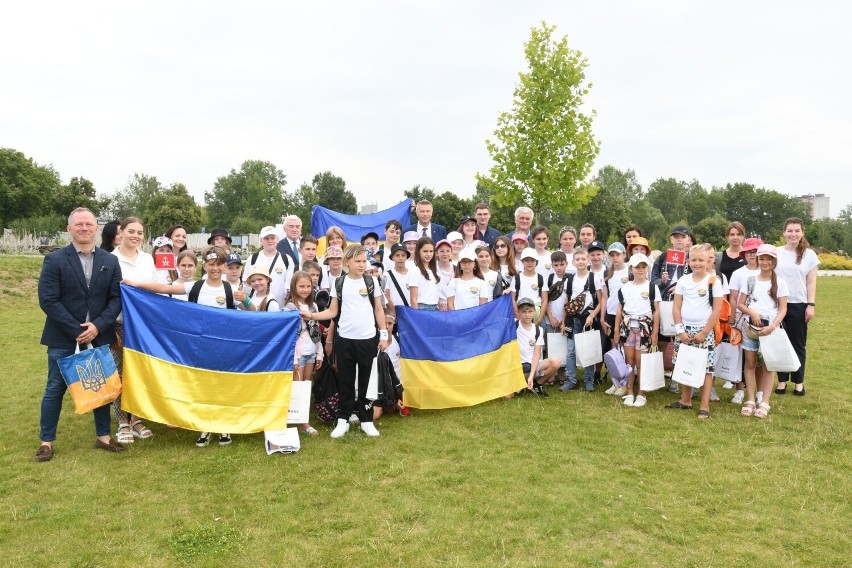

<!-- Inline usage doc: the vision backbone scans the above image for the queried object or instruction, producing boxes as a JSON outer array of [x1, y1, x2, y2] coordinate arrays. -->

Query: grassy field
[[1, 255, 850, 567]]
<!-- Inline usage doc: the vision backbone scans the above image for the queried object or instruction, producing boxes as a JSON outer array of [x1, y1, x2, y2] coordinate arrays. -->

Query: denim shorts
[[297, 353, 317, 367], [419, 303, 438, 311]]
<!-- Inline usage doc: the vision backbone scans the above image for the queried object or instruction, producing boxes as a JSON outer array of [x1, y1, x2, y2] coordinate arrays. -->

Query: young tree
[[476, 22, 600, 214], [571, 166, 637, 242], [205, 160, 287, 229]]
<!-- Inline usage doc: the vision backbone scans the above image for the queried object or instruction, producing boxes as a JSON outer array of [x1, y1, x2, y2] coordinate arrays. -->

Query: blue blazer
[[475, 226, 502, 247], [38, 244, 123, 348], [404, 224, 447, 242], [276, 237, 300, 269]]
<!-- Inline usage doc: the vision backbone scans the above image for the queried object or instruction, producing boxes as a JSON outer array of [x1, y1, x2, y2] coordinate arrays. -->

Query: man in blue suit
[[276, 214, 303, 269], [405, 200, 447, 242], [35, 208, 125, 462]]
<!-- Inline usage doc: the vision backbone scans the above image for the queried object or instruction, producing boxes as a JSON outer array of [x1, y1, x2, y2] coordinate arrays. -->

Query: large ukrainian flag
[[311, 199, 411, 256], [120, 284, 299, 433], [396, 294, 526, 409]]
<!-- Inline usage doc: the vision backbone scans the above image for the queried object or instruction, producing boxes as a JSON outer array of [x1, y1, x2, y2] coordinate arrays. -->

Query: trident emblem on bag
[[76, 358, 107, 392]]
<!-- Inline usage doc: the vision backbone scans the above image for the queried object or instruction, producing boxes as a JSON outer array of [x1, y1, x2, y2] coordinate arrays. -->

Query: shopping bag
[[603, 345, 632, 387], [546, 332, 568, 366], [713, 342, 742, 382], [57, 344, 122, 414], [287, 381, 312, 424], [671, 343, 709, 388], [575, 327, 603, 368], [366, 354, 379, 400], [659, 301, 676, 336], [639, 346, 665, 391], [759, 331, 801, 372]]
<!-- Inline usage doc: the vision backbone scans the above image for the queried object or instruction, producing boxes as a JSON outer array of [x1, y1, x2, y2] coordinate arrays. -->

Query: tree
[[311, 171, 357, 214], [470, 181, 516, 234], [106, 173, 164, 221], [145, 183, 204, 237], [630, 199, 669, 250], [476, 22, 600, 214], [205, 160, 287, 230], [0, 148, 60, 228], [571, 166, 637, 242], [282, 182, 317, 226], [50, 176, 107, 218], [718, 182, 811, 242], [646, 178, 689, 227], [693, 215, 730, 250]]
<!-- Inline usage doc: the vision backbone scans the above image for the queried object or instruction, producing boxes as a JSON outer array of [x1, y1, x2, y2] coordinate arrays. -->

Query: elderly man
[[505, 206, 534, 241], [276, 214, 303, 269], [405, 200, 447, 242], [35, 208, 125, 461], [473, 202, 502, 247]]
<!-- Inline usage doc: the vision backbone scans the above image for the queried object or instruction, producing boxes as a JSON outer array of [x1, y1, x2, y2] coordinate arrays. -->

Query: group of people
[[34, 202, 819, 459]]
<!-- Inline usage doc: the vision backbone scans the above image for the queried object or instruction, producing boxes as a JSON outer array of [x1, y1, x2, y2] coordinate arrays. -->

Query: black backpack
[[374, 351, 403, 409], [312, 353, 340, 424], [333, 275, 377, 325], [514, 273, 544, 297], [617, 281, 657, 313], [187, 280, 236, 309]]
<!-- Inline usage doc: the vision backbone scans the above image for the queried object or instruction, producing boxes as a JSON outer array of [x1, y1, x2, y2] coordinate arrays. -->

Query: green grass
[[1, 254, 850, 567]]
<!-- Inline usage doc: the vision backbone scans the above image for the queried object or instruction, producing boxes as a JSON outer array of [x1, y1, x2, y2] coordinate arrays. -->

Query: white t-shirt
[[568, 272, 595, 312], [604, 267, 630, 315], [741, 276, 790, 322], [183, 280, 235, 309], [591, 267, 606, 293], [435, 264, 455, 301], [480, 269, 499, 302], [515, 272, 548, 302], [546, 273, 568, 324], [516, 322, 544, 365], [446, 277, 489, 310], [384, 336, 402, 382], [331, 276, 381, 340], [534, 250, 554, 279], [674, 273, 725, 327], [113, 248, 156, 282], [384, 268, 411, 307], [285, 302, 319, 360], [619, 280, 661, 318], [775, 248, 819, 303], [410, 268, 440, 305], [242, 251, 292, 307], [729, 266, 760, 315], [320, 267, 344, 291]]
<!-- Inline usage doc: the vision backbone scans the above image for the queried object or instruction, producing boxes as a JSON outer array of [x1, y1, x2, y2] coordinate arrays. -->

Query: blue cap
[[226, 253, 243, 265], [607, 242, 626, 254]]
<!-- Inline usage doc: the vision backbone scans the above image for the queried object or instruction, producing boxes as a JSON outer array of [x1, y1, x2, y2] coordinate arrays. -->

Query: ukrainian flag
[[396, 294, 526, 409], [119, 284, 299, 433], [311, 199, 411, 256]]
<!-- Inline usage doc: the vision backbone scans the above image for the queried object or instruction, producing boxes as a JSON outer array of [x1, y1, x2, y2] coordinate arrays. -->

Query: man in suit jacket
[[473, 202, 502, 247], [405, 200, 447, 242], [35, 208, 125, 462], [276, 214, 303, 269]]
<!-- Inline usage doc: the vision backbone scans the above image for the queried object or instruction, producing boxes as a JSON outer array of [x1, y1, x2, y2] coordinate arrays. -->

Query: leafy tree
[[718, 182, 811, 242], [7, 214, 66, 237], [205, 160, 287, 230], [692, 215, 730, 250], [805, 219, 847, 252], [0, 148, 60, 228], [51, 176, 107, 218], [404, 185, 476, 231], [630, 199, 669, 250], [282, 183, 317, 226], [229, 215, 267, 236], [646, 178, 689, 227], [145, 183, 204, 237], [571, 166, 637, 243], [106, 173, 164, 221], [470, 182, 516, 234], [683, 180, 709, 227], [476, 22, 600, 214], [311, 171, 357, 214]]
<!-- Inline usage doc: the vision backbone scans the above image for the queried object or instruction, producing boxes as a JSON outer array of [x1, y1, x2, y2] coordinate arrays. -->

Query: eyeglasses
[[494, 243, 508, 249]]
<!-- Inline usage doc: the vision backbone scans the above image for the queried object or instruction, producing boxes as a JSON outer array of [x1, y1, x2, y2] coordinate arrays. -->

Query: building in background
[[359, 203, 378, 214], [798, 193, 830, 219]]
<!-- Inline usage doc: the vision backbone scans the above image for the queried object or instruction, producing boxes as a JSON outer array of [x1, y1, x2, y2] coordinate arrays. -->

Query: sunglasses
[[494, 243, 508, 249]]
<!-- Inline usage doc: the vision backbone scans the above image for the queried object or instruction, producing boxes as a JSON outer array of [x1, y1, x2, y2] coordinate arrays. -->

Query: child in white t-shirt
[[410, 238, 440, 311], [512, 249, 549, 324], [516, 297, 560, 397], [284, 270, 323, 435], [447, 249, 489, 310]]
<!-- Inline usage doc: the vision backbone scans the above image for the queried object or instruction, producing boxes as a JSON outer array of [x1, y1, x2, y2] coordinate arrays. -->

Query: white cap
[[520, 249, 538, 261], [259, 226, 278, 239], [458, 249, 477, 262], [446, 231, 463, 243], [628, 253, 650, 267]]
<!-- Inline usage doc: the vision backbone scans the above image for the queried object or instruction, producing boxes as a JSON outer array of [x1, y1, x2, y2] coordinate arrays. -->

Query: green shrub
[[818, 253, 852, 270]]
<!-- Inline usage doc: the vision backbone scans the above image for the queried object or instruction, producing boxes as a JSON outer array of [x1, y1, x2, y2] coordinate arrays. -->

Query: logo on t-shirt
[[697, 288, 708, 297], [529, 338, 535, 346], [275, 266, 284, 274], [359, 288, 368, 297], [641, 291, 649, 300], [621, 276, 629, 283], [216, 295, 226, 306], [531, 283, 539, 291], [469, 286, 479, 294], [545, 262, 552, 269]]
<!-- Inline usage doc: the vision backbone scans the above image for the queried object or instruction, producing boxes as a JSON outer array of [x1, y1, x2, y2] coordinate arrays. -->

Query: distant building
[[798, 193, 830, 220], [359, 203, 378, 214]]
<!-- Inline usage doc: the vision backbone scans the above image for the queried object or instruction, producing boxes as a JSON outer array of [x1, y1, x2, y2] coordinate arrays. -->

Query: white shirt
[[742, 276, 790, 322], [515, 272, 548, 302], [775, 247, 819, 303], [114, 248, 156, 320], [410, 267, 440, 305], [183, 280, 234, 309], [674, 273, 725, 327], [604, 267, 630, 315], [242, 250, 293, 306], [619, 280, 661, 318], [546, 273, 569, 324], [568, 272, 595, 312], [729, 266, 760, 315], [534, 250, 554, 279], [480, 269, 500, 302], [435, 264, 455, 301], [516, 322, 544, 365], [447, 277, 489, 310], [252, 294, 281, 312], [330, 276, 381, 340], [384, 268, 411, 307]]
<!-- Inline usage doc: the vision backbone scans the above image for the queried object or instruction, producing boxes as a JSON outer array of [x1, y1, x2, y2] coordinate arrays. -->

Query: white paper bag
[[713, 342, 742, 382], [264, 427, 301, 455], [659, 301, 676, 336], [672, 343, 709, 388], [546, 332, 568, 366], [639, 347, 665, 391], [759, 331, 801, 372], [575, 328, 603, 368], [366, 355, 379, 400], [287, 380, 312, 424]]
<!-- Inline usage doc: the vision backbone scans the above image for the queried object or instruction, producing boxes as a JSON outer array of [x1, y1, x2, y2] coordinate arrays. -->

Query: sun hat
[[739, 237, 764, 257], [626, 237, 650, 255]]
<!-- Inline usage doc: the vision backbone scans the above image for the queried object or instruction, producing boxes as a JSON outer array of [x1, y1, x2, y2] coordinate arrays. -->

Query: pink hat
[[739, 237, 764, 257], [511, 232, 528, 242], [756, 244, 777, 258], [434, 239, 452, 250]]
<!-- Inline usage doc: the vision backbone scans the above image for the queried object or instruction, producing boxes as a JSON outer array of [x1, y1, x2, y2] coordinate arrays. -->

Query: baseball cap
[[152, 236, 173, 249], [446, 231, 464, 243], [360, 231, 380, 243], [434, 239, 452, 250], [390, 243, 410, 258], [402, 231, 420, 243], [628, 253, 650, 267], [458, 249, 477, 262], [259, 226, 277, 239], [511, 232, 528, 243], [670, 225, 690, 236], [458, 215, 475, 228], [587, 240, 606, 252], [517, 297, 536, 309], [520, 249, 538, 261], [756, 244, 777, 258], [607, 242, 626, 254], [226, 253, 243, 265]]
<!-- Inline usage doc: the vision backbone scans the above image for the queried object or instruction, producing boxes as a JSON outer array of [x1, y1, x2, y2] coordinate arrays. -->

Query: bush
[[818, 253, 852, 270]]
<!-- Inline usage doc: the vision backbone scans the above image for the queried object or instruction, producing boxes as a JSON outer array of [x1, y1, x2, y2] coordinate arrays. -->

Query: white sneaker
[[604, 385, 617, 395], [633, 395, 647, 408], [360, 422, 380, 437], [330, 419, 350, 439], [756, 391, 764, 405], [613, 387, 627, 396], [731, 389, 745, 405], [722, 381, 734, 390], [348, 414, 360, 424], [623, 395, 635, 406]]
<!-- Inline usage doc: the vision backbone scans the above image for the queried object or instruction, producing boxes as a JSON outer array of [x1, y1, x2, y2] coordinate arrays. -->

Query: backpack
[[249, 251, 289, 274], [616, 281, 657, 313], [187, 280, 236, 309], [514, 273, 544, 299], [708, 275, 732, 342], [312, 355, 340, 424], [374, 351, 403, 409], [563, 273, 596, 318]]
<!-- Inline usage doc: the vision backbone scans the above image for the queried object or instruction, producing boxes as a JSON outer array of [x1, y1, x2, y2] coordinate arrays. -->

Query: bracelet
[[379, 329, 389, 341], [806, 302, 815, 307], [241, 297, 251, 308]]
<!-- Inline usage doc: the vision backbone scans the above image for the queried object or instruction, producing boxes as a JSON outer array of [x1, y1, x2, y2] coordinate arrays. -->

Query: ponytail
[[784, 217, 809, 265]]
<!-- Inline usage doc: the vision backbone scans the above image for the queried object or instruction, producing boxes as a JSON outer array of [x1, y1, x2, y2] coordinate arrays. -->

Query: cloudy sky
[[2, 1, 849, 218]]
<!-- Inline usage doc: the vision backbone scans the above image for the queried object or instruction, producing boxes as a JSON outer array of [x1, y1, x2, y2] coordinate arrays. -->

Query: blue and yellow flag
[[310, 199, 412, 256], [120, 284, 299, 433], [396, 294, 526, 409]]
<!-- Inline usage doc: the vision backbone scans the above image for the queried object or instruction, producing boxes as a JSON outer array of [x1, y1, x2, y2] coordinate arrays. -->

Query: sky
[[2, 1, 850, 218]]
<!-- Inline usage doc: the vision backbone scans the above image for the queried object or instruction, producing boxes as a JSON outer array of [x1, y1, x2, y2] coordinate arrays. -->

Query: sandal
[[754, 402, 771, 418], [741, 401, 756, 417], [130, 420, 154, 439], [665, 401, 693, 410], [697, 409, 711, 419], [116, 423, 134, 444], [301, 426, 319, 437]]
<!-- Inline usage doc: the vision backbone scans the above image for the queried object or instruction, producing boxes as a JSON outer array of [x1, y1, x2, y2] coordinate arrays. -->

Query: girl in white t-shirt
[[736, 245, 789, 418], [410, 238, 440, 311], [612, 254, 661, 407], [246, 265, 281, 312], [304, 244, 389, 439], [174, 250, 198, 299], [447, 249, 489, 310], [726, 237, 762, 402], [668, 244, 723, 419], [283, 270, 322, 435], [492, 236, 518, 292], [433, 239, 455, 310], [476, 244, 499, 302], [600, 242, 629, 357]]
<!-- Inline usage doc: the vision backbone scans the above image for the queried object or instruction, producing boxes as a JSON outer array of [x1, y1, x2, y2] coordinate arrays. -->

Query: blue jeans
[[40, 346, 112, 441], [565, 319, 595, 389]]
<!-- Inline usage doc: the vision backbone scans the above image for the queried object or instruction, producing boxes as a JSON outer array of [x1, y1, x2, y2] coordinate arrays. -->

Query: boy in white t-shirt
[[383, 243, 411, 320], [512, 248, 549, 324], [242, 225, 293, 306], [516, 297, 560, 396]]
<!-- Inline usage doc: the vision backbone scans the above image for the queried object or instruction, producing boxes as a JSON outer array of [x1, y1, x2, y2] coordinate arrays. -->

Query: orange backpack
[[708, 275, 737, 344]]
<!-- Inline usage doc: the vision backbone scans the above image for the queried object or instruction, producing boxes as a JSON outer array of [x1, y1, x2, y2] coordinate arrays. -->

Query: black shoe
[[793, 386, 805, 397], [775, 383, 787, 395], [532, 384, 549, 397]]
